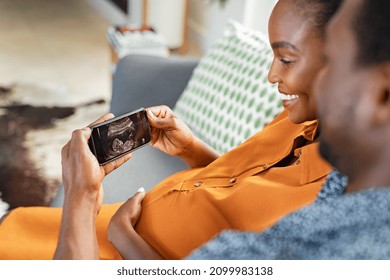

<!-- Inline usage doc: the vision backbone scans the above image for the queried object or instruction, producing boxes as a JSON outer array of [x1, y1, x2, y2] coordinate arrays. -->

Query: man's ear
[[373, 63, 390, 125]]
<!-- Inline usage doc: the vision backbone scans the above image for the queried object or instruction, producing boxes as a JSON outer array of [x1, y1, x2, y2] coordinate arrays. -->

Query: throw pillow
[[174, 20, 282, 153]]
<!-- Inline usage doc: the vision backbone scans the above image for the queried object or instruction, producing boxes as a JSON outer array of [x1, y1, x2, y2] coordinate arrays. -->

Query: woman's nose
[[268, 60, 281, 84]]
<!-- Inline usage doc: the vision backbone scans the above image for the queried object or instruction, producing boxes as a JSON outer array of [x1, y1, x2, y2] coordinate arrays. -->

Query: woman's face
[[268, 0, 325, 124]]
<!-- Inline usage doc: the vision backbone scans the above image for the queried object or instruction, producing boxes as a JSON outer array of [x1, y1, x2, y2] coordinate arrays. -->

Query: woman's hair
[[353, 0, 390, 67], [295, 0, 343, 38]]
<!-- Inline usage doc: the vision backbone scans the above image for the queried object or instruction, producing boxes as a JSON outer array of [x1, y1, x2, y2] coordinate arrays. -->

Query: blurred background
[[0, 0, 276, 102], [0, 0, 276, 211]]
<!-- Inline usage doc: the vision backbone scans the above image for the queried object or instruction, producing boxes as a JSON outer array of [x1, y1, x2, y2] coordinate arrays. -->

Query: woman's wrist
[[180, 136, 220, 168], [108, 216, 132, 244], [107, 218, 139, 259], [177, 135, 197, 161]]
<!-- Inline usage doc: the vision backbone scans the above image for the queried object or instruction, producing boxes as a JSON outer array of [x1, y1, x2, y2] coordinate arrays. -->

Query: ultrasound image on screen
[[95, 111, 150, 162]]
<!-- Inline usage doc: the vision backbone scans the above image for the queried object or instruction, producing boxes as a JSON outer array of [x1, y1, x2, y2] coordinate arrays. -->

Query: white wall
[[147, 0, 187, 48], [243, 0, 278, 32], [188, 0, 277, 54]]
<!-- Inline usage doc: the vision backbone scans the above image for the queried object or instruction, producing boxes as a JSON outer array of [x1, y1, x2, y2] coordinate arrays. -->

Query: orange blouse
[[135, 110, 331, 259], [0, 110, 332, 260]]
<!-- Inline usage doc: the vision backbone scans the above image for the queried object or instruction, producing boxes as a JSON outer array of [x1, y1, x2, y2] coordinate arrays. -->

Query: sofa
[[102, 55, 199, 203], [51, 20, 283, 206]]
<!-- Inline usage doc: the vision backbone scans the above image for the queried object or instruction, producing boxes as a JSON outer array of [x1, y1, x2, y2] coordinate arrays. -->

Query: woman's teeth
[[280, 94, 299, 101]]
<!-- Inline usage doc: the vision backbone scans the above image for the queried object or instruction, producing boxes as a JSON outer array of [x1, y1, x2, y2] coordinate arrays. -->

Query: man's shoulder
[[187, 187, 390, 260], [279, 187, 390, 259]]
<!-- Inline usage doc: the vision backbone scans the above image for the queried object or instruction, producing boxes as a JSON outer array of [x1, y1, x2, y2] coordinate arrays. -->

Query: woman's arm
[[108, 218, 163, 259], [179, 135, 221, 168], [147, 106, 220, 168], [107, 189, 163, 260]]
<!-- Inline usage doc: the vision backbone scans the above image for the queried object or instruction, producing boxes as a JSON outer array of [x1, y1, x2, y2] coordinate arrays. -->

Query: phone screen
[[89, 108, 151, 165]]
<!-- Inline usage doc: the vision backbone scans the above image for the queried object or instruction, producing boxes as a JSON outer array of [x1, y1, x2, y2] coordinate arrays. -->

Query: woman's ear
[[373, 63, 390, 125]]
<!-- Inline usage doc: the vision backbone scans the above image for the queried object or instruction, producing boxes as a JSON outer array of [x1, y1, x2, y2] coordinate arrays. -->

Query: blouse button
[[194, 181, 202, 187], [230, 177, 237, 184]]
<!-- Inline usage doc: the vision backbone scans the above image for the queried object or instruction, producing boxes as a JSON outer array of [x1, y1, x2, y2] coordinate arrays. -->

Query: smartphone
[[88, 108, 152, 165]]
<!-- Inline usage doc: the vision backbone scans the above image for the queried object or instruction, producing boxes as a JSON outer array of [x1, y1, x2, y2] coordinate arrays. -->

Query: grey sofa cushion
[[110, 54, 199, 115]]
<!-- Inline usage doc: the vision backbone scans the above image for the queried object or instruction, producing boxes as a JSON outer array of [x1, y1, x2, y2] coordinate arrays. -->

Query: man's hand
[[54, 113, 132, 260], [61, 113, 132, 212]]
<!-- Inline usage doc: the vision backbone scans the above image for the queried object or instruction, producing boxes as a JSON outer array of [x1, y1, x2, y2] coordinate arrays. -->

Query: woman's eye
[[279, 58, 293, 65]]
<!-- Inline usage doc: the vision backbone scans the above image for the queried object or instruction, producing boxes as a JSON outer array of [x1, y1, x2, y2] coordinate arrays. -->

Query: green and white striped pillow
[[174, 20, 282, 153]]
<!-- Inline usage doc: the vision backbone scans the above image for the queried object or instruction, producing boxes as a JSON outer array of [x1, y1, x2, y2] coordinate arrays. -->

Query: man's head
[[315, 0, 390, 190]]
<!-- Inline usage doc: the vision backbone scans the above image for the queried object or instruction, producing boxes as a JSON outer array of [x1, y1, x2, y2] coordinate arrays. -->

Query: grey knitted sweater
[[187, 171, 390, 259]]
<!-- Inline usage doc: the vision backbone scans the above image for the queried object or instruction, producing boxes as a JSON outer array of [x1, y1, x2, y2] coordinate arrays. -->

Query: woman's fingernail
[[137, 187, 145, 193]]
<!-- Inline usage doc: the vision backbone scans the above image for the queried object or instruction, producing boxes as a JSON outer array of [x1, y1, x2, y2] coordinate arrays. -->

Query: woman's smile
[[280, 93, 300, 108]]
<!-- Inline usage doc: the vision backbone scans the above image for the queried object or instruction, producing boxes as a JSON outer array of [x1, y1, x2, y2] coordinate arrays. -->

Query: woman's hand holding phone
[[146, 106, 195, 157], [147, 106, 220, 168]]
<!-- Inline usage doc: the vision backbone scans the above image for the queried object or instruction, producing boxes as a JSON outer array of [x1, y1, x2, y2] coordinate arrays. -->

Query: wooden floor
[[0, 0, 113, 102]]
